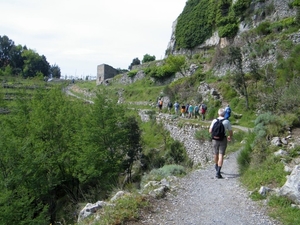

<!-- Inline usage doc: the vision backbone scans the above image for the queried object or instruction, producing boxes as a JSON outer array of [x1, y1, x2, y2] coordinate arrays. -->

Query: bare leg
[[218, 154, 224, 167]]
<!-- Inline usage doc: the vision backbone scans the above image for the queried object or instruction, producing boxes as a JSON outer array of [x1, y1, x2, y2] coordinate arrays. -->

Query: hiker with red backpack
[[200, 103, 207, 120], [209, 108, 233, 179]]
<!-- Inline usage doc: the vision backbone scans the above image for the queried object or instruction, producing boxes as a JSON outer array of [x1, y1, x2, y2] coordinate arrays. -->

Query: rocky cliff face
[[165, 0, 297, 76]]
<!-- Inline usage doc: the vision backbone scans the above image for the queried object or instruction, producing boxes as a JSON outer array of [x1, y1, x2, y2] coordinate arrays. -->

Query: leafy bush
[[142, 54, 156, 63], [256, 21, 271, 35], [149, 164, 186, 178], [165, 140, 191, 166], [254, 112, 283, 140], [127, 70, 138, 77], [96, 193, 149, 225]]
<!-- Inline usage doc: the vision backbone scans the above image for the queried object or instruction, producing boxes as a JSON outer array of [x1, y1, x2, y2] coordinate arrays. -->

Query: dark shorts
[[212, 138, 227, 155]]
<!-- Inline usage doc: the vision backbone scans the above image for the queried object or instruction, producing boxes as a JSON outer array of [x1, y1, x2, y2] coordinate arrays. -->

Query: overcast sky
[[0, 0, 187, 78]]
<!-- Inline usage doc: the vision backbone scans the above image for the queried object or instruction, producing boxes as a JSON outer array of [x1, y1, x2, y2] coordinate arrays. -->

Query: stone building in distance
[[96, 64, 118, 85]]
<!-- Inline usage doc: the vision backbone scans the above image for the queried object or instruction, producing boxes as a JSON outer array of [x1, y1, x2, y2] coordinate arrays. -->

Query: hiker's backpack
[[211, 119, 225, 140], [202, 104, 207, 110]]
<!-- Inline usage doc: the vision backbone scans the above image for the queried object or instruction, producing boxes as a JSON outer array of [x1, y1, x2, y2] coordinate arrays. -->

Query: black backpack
[[211, 119, 225, 140]]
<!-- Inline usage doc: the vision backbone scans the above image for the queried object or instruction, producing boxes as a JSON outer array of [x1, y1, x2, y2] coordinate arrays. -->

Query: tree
[[50, 64, 61, 78], [165, 55, 188, 77], [22, 49, 50, 78], [122, 116, 142, 182], [128, 57, 140, 70], [227, 46, 249, 109], [0, 35, 15, 68], [142, 54, 156, 63], [10, 45, 24, 75], [77, 92, 129, 194]]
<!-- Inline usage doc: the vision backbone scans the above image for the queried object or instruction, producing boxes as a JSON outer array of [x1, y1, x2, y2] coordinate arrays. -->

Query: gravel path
[[143, 151, 282, 225]]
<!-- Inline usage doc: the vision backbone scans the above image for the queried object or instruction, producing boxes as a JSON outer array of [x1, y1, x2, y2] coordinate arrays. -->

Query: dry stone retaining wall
[[139, 110, 213, 166]]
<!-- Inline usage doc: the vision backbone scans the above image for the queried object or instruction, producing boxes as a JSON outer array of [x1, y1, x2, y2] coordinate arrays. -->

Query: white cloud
[[0, 0, 186, 77]]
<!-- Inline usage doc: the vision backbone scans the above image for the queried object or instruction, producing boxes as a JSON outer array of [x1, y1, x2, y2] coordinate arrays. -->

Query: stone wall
[[96, 64, 118, 85], [139, 110, 213, 166]]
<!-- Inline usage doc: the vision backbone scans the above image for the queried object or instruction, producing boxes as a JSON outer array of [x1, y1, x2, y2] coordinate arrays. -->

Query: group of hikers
[[157, 98, 209, 120], [157, 97, 233, 179]]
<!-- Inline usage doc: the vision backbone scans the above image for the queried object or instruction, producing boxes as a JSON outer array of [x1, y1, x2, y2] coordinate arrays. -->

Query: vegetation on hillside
[[174, 0, 251, 50], [0, 35, 61, 78], [2, 0, 300, 225]]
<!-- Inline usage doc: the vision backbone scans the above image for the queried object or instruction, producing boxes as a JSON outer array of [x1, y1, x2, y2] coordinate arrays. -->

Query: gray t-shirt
[[209, 117, 232, 133]]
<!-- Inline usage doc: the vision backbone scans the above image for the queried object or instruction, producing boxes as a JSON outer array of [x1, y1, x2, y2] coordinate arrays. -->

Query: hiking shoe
[[216, 173, 223, 179]]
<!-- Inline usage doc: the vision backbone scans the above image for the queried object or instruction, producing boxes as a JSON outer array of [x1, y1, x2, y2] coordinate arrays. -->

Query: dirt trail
[[138, 150, 281, 225]]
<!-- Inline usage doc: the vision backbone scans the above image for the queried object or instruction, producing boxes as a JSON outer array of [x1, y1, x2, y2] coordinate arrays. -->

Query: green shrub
[[96, 193, 149, 225], [237, 132, 255, 173], [127, 70, 138, 77], [232, 0, 251, 17], [140, 164, 186, 190], [256, 21, 271, 35], [165, 140, 191, 166], [149, 164, 186, 178], [195, 129, 211, 142], [279, 113, 300, 128]]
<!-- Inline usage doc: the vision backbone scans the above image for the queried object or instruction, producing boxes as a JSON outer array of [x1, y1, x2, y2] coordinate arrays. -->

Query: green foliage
[[122, 116, 143, 182], [175, 0, 214, 49], [218, 23, 239, 38], [256, 21, 272, 35], [254, 112, 283, 141], [165, 55, 187, 76], [128, 57, 141, 70], [144, 64, 175, 79], [142, 54, 156, 63], [293, 0, 300, 6], [237, 132, 255, 173], [195, 128, 211, 142], [165, 140, 192, 166], [218, 81, 237, 100], [0, 83, 148, 224], [232, 0, 251, 17], [250, 191, 267, 201], [148, 164, 186, 179], [50, 64, 61, 78], [127, 69, 138, 77], [268, 195, 300, 225], [240, 155, 287, 189], [95, 193, 149, 225], [279, 113, 300, 128], [22, 49, 50, 78]]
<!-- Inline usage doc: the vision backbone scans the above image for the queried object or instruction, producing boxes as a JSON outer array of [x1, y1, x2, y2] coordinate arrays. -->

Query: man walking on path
[[209, 108, 233, 178]]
